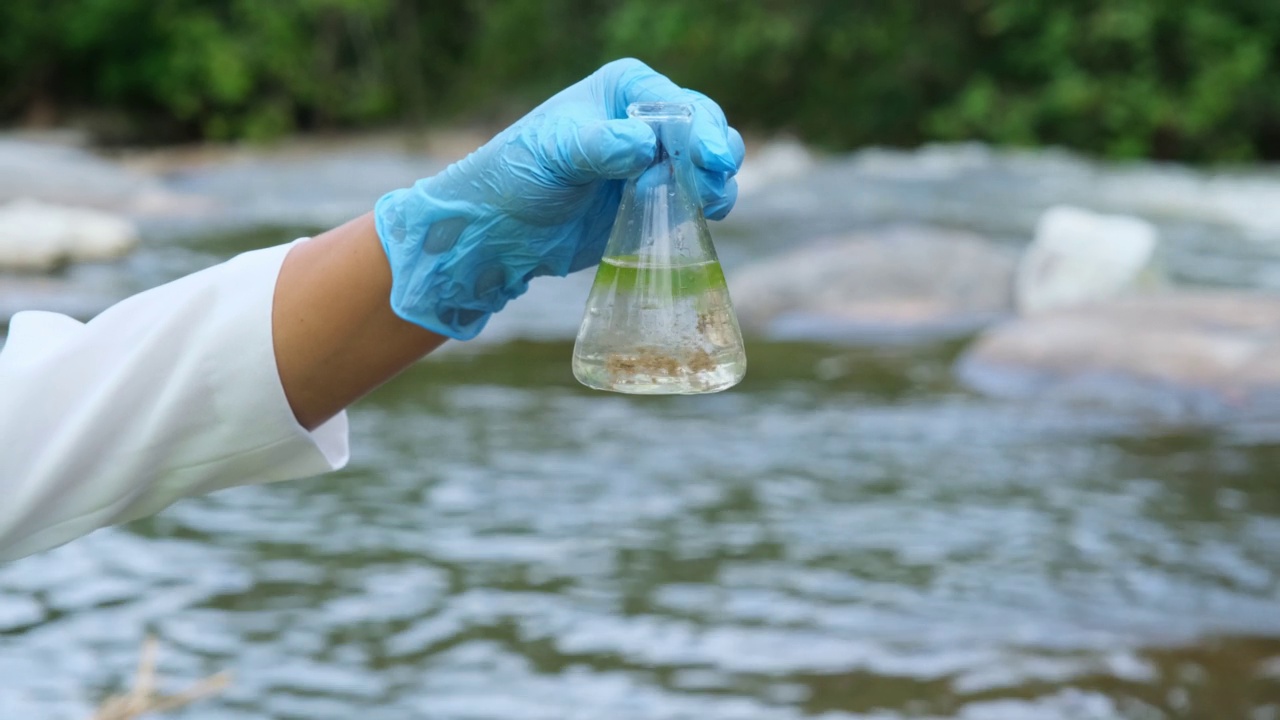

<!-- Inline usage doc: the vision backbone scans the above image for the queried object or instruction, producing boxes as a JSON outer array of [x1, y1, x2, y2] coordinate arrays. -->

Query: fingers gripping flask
[[572, 102, 747, 394]]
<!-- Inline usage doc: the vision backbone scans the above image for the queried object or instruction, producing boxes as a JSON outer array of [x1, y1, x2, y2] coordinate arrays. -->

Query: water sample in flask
[[572, 101, 747, 394]]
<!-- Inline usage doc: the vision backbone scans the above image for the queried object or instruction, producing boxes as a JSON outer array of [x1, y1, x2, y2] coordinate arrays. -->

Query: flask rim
[[627, 101, 694, 122]]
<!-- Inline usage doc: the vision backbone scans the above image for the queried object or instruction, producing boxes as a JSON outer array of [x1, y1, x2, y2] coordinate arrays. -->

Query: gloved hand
[[374, 58, 745, 340]]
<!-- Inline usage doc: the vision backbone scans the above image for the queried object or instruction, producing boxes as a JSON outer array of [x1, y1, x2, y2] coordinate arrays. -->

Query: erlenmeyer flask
[[572, 101, 747, 394]]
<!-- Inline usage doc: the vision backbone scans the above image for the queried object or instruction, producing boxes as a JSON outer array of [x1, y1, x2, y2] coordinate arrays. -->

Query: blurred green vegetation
[[2, 0, 1279, 161]]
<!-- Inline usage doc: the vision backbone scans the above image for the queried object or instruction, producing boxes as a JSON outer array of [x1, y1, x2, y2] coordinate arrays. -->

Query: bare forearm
[[272, 213, 446, 429]]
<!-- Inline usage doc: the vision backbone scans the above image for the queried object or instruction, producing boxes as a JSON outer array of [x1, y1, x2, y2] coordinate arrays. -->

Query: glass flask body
[[572, 102, 747, 394]]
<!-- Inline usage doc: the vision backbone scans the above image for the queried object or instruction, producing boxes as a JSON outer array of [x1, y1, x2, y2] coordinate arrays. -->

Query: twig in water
[[91, 635, 231, 719]]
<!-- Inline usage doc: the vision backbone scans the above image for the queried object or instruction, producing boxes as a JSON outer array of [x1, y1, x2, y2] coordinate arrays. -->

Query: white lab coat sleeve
[[0, 240, 349, 561]]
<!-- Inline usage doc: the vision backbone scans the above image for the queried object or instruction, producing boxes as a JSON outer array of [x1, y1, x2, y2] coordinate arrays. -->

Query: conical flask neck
[[632, 101, 695, 190], [604, 102, 716, 267]]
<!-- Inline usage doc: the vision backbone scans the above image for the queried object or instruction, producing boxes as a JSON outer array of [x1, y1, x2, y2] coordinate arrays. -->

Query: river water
[[1, 143, 1279, 718]]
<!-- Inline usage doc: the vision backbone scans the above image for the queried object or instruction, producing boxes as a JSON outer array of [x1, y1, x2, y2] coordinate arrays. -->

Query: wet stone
[[730, 226, 1018, 343], [958, 291, 1280, 420]]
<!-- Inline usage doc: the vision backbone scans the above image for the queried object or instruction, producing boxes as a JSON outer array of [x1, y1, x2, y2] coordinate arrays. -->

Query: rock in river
[[1015, 206, 1164, 316], [957, 292, 1280, 418], [730, 226, 1019, 343], [0, 199, 139, 271]]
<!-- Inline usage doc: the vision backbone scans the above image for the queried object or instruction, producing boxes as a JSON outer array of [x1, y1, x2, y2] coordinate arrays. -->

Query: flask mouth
[[628, 102, 695, 165], [627, 102, 694, 122]]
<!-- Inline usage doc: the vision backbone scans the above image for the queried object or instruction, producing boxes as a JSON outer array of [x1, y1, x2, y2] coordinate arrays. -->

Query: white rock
[[0, 199, 139, 271], [1016, 206, 1162, 316]]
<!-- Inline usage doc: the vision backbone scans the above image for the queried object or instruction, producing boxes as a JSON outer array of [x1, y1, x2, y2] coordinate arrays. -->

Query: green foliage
[[0, 0, 470, 140], [599, 1, 974, 150], [2, 0, 1279, 161], [922, 0, 1280, 161]]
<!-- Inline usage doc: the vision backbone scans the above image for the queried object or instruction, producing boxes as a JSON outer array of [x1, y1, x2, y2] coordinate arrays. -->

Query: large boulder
[[1016, 206, 1164, 316], [957, 292, 1280, 418], [0, 199, 139, 271], [730, 226, 1018, 343]]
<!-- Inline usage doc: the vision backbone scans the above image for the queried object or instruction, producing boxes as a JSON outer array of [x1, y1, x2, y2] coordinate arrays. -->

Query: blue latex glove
[[374, 58, 746, 340]]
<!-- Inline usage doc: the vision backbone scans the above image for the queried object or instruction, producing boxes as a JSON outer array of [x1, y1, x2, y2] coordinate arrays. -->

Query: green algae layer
[[591, 256, 728, 298]]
